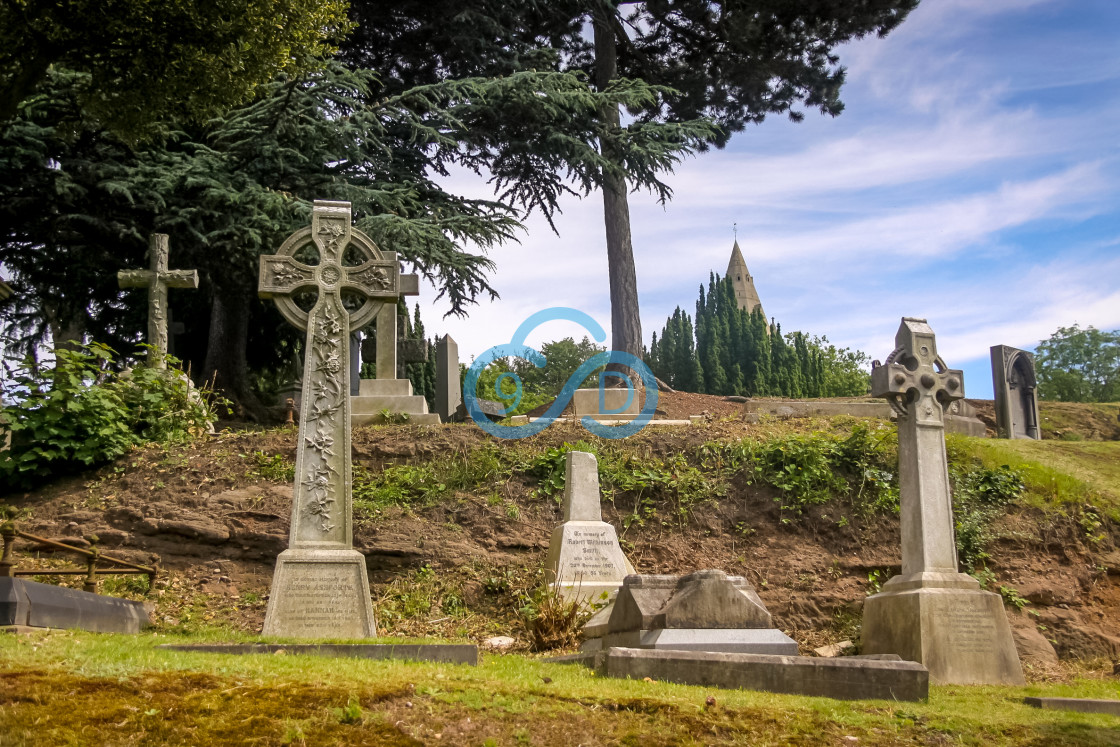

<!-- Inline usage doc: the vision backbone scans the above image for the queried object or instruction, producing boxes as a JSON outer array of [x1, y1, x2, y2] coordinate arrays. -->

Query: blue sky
[[425, 0, 1120, 399]]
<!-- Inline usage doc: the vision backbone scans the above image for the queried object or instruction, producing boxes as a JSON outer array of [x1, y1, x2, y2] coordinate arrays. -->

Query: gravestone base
[[351, 379, 441, 426], [861, 574, 1024, 685], [546, 521, 634, 604], [262, 549, 377, 639]]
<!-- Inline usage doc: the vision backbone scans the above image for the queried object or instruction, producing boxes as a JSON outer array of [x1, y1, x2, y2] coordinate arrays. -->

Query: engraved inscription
[[948, 610, 997, 654], [274, 566, 362, 629], [563, 527, 624, 581]]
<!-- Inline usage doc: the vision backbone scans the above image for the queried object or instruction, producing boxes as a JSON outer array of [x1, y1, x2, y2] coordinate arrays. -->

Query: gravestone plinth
[[862, 318, 1023, 685], [572, 388, 640, 422], [545, 452, 634, 603], [258, 201, 403, 638], [582, 570, 797, 655], [991, 345, 1041, 439]]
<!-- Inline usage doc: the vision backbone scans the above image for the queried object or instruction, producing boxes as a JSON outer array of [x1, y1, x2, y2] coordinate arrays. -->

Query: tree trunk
[[593, 5, 644, 372], [43, 298, 85, 364], [202, 290, 264, 420]]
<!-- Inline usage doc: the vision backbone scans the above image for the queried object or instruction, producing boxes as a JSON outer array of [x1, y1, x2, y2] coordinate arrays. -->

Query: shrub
[[1, 343, 221, 490]]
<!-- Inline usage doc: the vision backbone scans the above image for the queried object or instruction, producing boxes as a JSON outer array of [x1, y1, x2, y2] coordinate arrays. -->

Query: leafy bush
[[1, 343, 222, 490], [748, 425, 899, 522]]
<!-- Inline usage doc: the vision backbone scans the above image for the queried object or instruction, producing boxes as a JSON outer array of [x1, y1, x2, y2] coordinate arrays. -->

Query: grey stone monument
[[990, 345, 1041, 439], [545, 452, 634, 603], [258, 200, 403, 638], [435, 335, 462, 422], [581, 570, 798, 655], [117, 234, 198, 368], [862, 318, 1023, 684]]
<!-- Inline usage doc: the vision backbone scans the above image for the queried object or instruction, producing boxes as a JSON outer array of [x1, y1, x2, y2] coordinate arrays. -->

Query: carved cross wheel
[[872, 318, 964, 425], [259, 207, 399, 333]]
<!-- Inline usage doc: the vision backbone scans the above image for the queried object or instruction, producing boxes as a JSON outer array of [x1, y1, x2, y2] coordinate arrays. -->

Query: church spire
[[726, 239, 764, 318]]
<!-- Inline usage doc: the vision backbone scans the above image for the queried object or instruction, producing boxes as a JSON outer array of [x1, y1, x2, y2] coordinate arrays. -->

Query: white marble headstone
[[545, 452, 634, 604]]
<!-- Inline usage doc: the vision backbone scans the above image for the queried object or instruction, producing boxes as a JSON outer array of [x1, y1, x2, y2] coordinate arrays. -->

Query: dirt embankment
[[3, 394, 1119, 679]]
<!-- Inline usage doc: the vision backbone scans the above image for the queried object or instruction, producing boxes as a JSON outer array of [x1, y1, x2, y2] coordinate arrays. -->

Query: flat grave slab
[[0, 578, 149, 634], [564, 648, 928, 702], [1023, 697, 1120, 716], [157, 642, 478, 665]]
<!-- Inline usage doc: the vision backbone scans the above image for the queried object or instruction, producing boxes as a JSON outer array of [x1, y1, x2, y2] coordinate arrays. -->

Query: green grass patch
[[2, 630, 1120, 745], [948, 437, 1120, 520]]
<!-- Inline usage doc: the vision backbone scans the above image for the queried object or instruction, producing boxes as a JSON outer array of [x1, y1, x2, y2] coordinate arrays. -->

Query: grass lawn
[[951, 437, 1120, 519], [2, 629, 1120, 745]]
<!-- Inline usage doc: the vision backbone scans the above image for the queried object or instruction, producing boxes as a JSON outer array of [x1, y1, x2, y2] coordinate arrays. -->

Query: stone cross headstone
[[435, 335, 462, 422], [257, 200, 402, 638], [990, 345, 1041, 439], [374, 287, 420, 380], [117, 234, 198, 367], [545, 452, 635, 603], [862, 318, 1023, 685]]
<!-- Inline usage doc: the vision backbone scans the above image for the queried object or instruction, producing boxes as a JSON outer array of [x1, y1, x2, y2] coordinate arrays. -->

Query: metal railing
[[0, 521, 157, 594]]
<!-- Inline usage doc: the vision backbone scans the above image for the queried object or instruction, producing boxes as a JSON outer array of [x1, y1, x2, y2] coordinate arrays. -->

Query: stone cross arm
[[259, 253, 403, 313], [116, 234, 198, 366], [871, 317, 963, 422], [118, 268, 198, 289]]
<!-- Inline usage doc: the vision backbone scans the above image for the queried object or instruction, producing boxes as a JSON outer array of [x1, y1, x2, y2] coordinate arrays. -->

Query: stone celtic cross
[[257, 201, 402, 638], [863, 318, 1024, 685], [871, 317, 964, 576], [259, 201, 400, 549], [117, 234, 198, 367]]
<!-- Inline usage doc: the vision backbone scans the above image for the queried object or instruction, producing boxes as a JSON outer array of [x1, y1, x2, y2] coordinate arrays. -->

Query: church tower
[[726, 240, 764, 318]]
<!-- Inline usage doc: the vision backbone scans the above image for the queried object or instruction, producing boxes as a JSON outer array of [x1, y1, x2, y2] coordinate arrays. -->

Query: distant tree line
[[648, 273, 869, 398], [1036, 324, 1120, 403]]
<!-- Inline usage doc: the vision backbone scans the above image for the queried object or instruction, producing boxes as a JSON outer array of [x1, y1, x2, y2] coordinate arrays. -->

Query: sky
[[416, 0, 1120, 400]]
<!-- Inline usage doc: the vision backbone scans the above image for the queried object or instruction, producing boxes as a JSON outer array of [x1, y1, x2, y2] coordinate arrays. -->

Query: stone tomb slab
[[261, 550, 376, 639], [0, 577, 149, 634], [158, 642, 478, 666], [585, 570, 797, 656], [566, 648, 929, 702]]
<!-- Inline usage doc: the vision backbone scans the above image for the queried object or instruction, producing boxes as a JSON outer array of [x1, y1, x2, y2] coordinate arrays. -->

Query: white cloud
[[411, 0, 1120, 409]]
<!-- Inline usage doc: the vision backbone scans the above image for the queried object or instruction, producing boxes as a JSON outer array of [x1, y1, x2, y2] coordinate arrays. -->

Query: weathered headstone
[[435, 335, 462, 422], [990, 345, 1041, 439], [257, 200, 403, 638], [862, 318, 1023, 684], [545, 452, 634, 603], [582, 570, 798, 655], [118, 234, 198, 368]]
